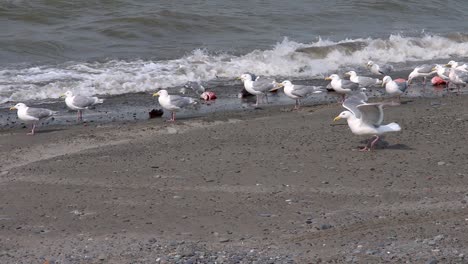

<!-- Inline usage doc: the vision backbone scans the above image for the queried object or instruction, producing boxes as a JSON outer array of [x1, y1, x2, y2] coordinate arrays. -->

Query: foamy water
[[1, 34, 468, 103]]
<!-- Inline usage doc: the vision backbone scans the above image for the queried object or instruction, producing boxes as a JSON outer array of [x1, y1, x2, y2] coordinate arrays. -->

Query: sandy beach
[[0, 94, 467, 263]]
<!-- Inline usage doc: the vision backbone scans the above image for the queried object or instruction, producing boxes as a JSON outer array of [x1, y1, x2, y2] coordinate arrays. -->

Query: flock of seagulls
[[7, 60, 467, 150]]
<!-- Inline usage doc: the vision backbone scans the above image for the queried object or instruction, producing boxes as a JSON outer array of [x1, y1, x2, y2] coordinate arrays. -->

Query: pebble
[[320, 224, 333, 230], [426, 258, 438, 264], [437, 161, 445, 166]]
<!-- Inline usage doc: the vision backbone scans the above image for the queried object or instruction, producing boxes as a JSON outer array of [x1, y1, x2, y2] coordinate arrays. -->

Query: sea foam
[[1, 34, 468, 103]]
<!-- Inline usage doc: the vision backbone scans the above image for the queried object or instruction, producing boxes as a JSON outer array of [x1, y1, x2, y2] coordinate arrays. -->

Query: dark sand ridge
[[0, 95, 467, 263]]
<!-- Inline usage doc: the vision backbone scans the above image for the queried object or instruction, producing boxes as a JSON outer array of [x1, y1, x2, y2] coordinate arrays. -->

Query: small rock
[[98, 254, 107, 261], [320, 224, 333, 230], [219, 238, 230, 243], [437, 161, 445, 166], [426, 258, 438, 264]]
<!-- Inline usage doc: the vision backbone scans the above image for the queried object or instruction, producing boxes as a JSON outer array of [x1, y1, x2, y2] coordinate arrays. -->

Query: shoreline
[[0, 94, 467, 263]]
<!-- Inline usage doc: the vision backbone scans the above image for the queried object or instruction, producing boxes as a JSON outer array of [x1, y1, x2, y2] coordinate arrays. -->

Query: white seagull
[[366, 61, 394, 75], [407, 64, 436, 85], [275, 80, 324, 110], [153, 89, 197, 121], [325, 74, 361, 101], [9, 103, 58, 135], [381, 76, 408, 102], [445, 62, 468, 93], [61, 91, 104, 121], [333, 94, 401, 151], [345, 71, 382, 87], [238, 74, 277, 106]]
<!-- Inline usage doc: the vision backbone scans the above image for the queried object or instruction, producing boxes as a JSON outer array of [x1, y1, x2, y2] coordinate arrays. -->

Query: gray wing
[[416, 64, 434, 74], [183, 81, 205, 94], [357, 104, 384, 126], [252, 77, 276, 92], [396, 81, 408, 92], [379, 64, 394, 75], [73, 95, 97, 108], [341, 80, 360, 91], [168, 95, 195, 108], [357, 76, 381, 87], [26, 107, 55, 119], [342, 93, 368, 118], [453, 69, 468, 83], [291, 85, 321, 98]]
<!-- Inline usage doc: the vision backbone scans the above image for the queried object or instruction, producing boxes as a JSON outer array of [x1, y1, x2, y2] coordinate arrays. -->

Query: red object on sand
[[200, 91, 217, 101], [431, 76, 446, 86], [394, 78, 407, 83]]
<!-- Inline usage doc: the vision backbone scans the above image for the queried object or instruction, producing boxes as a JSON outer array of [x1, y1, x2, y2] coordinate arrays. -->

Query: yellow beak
[[9, 106, 17, 110], [236, 77, 241, 80], [59, 94, 65, 98], [431, 67, 436, 71], [324, 77, 331, 80], [344, 72, 350, 76], [444, 64, 451, 67], [152, 92, 160, 97], [269, 82, 283, 92], [333, 116, 341, 122]]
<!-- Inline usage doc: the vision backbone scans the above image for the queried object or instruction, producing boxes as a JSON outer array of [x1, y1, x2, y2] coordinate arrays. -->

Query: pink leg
[[27, 123, 36, 135], [369, 135, 380, 149], [76, 111, 80, 121], [293, 99, 301, 110], [80, 110, 83, 121], [255, 95, 260, 106], [167, 112, 175, 122]]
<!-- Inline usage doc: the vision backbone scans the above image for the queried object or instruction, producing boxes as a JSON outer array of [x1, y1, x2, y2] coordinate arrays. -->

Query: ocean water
[[1, 0, 468, 104]]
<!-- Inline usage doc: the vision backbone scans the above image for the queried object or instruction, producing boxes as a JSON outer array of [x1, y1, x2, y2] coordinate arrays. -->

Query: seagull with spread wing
[[333, 94, 401, 151]]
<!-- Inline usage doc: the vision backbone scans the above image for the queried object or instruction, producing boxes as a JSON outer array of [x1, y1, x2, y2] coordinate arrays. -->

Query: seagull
[[9, 103, 58, 135], [153, 89, 197, 121], [408, 64, 436, 85], [381, 76, 408, 102], [445, 62, 468, 93], [180, 81, 206, 95], [238, 73, 277, 106], [446, 60, 468, 72], [61, 91, 104, 121], [333, 94, 401, 151], [345, 71, 382, 87], [366, 61, 394, 75], [274, 80, 324, 110], [325, 74, 361, 101]]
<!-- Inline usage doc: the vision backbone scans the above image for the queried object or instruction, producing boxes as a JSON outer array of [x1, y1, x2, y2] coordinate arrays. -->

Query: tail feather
[[379, 122, 401, 133]]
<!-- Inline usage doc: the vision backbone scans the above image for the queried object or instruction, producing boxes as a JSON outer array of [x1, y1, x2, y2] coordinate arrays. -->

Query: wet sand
[[0, 95, 467, 263]]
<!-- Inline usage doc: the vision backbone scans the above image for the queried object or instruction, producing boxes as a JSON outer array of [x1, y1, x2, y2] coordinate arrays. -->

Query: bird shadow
[[359, 137, 413, 150], [33, 128, 67, 134]]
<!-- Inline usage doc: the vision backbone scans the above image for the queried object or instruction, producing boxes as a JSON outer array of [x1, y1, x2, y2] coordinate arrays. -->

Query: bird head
[[345, 71, 356, 77], [325, 74, 339, 81], [238, 74, 252, 82], [366, 61, 374, 68], [60, 91, 73, 98], [381, 76, 392, 87], [10, 103, 26, 111], [333, 111, 352, 122], [153, 89, 168, 97]]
